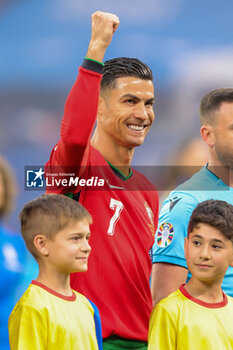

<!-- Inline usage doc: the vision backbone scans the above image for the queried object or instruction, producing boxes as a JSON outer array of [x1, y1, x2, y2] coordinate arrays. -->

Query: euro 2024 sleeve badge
[[157, 223, 174, 247]]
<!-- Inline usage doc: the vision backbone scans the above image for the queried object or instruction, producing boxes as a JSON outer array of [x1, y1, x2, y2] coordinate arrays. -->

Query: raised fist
[[86, 11, 120, 62]]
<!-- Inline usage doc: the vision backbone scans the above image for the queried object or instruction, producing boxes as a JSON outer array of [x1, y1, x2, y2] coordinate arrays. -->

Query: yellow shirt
[[148, 284, 233, 350], [8, 281, 101, 350]]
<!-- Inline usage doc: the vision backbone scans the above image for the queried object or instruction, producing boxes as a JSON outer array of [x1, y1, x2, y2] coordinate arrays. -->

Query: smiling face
[[185, 223, 233, 284], [97, 76, 155, 148], [46, 218, 91, 273]]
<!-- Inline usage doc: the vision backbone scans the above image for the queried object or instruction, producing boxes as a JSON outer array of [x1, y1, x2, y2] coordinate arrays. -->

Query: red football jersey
[[46, 61, 159, 341]]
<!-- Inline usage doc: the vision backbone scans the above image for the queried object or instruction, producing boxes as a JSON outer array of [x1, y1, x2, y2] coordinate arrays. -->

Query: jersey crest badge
[[157, 223, 174, 247]]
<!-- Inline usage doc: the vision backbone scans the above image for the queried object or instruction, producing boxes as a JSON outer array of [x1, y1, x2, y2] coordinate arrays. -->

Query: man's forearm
[[86, 11, 119, 62]]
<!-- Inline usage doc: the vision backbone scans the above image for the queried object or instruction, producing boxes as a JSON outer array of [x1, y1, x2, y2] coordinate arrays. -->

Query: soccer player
[[152, 88, 233, 305], [148, 200, 233, 350], [46, 11, 159, 350], [8, 194, 102, 350]]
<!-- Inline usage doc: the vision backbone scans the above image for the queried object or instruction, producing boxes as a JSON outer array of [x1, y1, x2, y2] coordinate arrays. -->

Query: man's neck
[[91, 135, 135, 177], [207, 161, 233, 187]]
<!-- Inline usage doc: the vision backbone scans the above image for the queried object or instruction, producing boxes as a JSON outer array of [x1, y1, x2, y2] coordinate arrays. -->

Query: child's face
[[185, 223, 233, 283], [47, 218, 91, 273]]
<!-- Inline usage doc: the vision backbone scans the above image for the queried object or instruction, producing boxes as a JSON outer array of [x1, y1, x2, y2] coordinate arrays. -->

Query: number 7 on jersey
[[107, 198, 124, 236]]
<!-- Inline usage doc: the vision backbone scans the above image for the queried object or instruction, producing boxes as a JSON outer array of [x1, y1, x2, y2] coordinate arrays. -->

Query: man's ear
[[229, 252, 233, 268], [200, 124, 215, 147], [97, 95, 106, 121], [34, 234, 49, 257]]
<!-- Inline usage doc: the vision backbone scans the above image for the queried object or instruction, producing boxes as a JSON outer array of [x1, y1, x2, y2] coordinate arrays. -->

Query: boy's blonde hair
[[19, 193, 92, 258]]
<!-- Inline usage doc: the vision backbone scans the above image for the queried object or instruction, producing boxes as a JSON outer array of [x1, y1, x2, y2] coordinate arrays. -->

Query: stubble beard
[[215, 147, 233, 171]]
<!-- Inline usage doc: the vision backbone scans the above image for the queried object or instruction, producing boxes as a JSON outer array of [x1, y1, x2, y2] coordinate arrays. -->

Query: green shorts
[[103, 336, 148, 350]]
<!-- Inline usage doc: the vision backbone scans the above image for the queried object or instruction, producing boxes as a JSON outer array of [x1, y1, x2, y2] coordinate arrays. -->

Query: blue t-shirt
[[152, 165, 233, 296], [0, 225, 38, 350]]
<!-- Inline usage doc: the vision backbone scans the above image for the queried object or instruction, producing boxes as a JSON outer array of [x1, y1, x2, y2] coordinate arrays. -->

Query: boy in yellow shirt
[[148, 199, 233, 350], [8, 193, 102, 350]]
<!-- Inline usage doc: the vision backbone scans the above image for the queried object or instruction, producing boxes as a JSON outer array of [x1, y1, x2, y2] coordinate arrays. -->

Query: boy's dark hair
[[199, 88, 233, 126], [101, 57, 153, 93], [188, 199, 233, 242], [19, 193, 92, 258]]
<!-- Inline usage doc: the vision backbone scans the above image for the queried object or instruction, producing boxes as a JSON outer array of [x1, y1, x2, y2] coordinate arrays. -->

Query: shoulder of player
[[226, 295, 233, 306], [160, 167, 211, 210], [21, 283, 51, 303], [174, 168, 204, 191], [73, 290, 98, 312], [156, 191, 198, 239], [160, 164, 226, 215], [132, 168, 157, 190], [160, 189, 199, 219], [9, 285, 45, 318], [89, 145, 109, 165], [174, 165, 224, 192], [72, 289, 87, 300], [154, 289, 183, 315]]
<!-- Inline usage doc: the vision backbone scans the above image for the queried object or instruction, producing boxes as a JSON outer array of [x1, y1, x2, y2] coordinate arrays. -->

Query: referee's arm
[[151, 262, 188, 306]]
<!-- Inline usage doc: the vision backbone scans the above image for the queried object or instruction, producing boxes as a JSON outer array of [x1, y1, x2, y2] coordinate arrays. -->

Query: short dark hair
[[199, 88, 233, 125], [188, 199, 233, 243], [101, 57, 153, 92], [19, 193, 92, 258]]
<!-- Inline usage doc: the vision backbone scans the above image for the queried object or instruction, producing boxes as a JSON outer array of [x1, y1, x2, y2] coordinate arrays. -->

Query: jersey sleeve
[[148, 303, 177, 350], [8, 303, 47, 350], [45, 59, 103, 188], [152, 191, 199, 267], [88, 299, 103, 350]]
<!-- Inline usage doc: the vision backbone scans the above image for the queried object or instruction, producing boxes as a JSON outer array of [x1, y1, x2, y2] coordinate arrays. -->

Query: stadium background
[[1, 0, 233, 231]]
